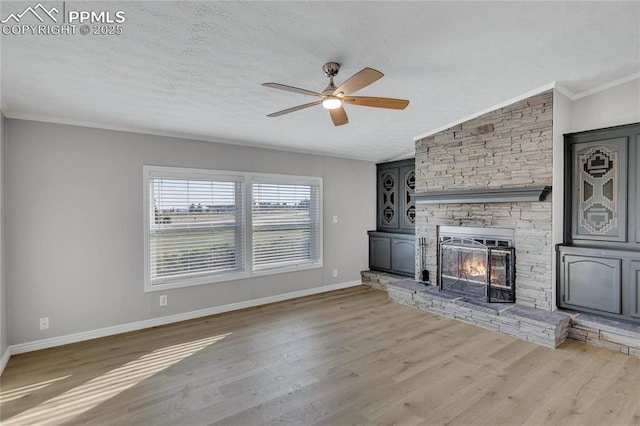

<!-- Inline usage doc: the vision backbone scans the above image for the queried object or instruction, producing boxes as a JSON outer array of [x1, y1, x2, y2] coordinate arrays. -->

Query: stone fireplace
[[415, 90, 554, 310], [381, 90, 572, 348]]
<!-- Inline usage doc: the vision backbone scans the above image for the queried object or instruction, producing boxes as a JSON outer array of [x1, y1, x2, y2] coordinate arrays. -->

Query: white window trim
[[143, 165, 323, 292]]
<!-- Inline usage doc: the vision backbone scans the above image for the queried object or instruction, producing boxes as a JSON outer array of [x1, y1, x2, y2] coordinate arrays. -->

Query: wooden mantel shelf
[[414, 186, 551, 204]]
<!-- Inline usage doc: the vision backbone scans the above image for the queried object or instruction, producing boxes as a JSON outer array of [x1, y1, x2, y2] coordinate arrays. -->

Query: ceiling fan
[[263, 62, 409, 126]]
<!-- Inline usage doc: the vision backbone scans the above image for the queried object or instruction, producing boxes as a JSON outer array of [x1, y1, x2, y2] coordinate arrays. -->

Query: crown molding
[[413, 72, 640, 143], [2, 112, 377, 163], [553, 83, 576, 100], [568, 71, 640, 101]]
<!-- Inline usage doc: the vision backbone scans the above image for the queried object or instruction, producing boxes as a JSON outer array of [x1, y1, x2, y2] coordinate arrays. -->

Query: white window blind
[[148, 172, 245, 287], [252, 180, 321, 271], [144, 166, 322, 291]]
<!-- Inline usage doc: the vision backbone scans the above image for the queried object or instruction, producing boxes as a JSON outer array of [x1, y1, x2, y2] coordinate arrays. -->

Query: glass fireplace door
[[439, 238, 515, 303]]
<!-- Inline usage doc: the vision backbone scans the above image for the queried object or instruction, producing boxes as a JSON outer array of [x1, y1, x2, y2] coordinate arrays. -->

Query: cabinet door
[[377, 168, 399, 230], [392, 238, 415, 276], [370, 236, 392, 271], [630, 262, 640, 319], [636, 135, 640, 244], [399, 165, 416, 231], [562, 254, 622, 314], [572, 137, 627, 242]]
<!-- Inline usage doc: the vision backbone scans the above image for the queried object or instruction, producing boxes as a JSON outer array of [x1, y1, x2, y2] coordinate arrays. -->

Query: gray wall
[[0, 113, 7, 358], [572, 78, 640, 132], [6, 119, 376, 346]]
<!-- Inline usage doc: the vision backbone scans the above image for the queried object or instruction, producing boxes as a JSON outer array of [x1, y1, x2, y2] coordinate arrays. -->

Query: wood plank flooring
[[1, 285, 639, 425]]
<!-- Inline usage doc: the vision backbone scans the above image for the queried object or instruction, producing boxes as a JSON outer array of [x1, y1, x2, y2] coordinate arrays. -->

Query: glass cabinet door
[[377, 168, 399, 230], [572, 137, 627, 242], [400, 165, 415, 231]]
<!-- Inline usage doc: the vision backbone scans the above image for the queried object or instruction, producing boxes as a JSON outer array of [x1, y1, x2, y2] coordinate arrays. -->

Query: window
[[144, 166, 322, 291], [252, 179, 321, 271], [144, 167, 245, 290]]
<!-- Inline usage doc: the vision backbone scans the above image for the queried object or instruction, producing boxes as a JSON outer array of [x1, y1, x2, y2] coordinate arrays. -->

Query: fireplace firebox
[[438, 226, 516, 303]]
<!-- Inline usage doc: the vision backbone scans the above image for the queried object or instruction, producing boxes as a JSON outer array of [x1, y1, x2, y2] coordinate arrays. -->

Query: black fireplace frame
[[438, 236, 516, 303]]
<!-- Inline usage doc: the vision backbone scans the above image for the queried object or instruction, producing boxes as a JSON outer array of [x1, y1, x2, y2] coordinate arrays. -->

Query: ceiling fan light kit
[[321, 97, 342, 110], [263, 62, 409, 126]]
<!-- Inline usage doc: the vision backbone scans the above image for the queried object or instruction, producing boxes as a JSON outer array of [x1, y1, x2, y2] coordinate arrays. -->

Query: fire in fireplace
[[438, 226, 515, 303]]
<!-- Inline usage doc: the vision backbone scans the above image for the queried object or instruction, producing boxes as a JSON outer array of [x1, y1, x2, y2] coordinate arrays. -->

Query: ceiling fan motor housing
[[322, 62, 341, 77], [322, 62, 341, 95]]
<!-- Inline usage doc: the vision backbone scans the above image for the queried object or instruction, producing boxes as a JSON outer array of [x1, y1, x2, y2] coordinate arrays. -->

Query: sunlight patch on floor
[[0, 375, 72, 403], [2, 333, 230, 425]]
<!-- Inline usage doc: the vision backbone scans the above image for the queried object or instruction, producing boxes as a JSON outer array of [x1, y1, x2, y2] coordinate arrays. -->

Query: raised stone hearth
[[566, 312, 640, 357], [388, 280, 570, 348], [361, 270, 406, 291], [365, 274, 640, 357]]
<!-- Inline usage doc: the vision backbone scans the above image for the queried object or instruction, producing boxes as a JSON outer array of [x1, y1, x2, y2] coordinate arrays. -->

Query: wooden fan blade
[[262, 83, 322, 97], [329, 107, 348, 126], [342, 96, 409, 110], [332, 68, 383, 96], [267, 100, 322, 117]]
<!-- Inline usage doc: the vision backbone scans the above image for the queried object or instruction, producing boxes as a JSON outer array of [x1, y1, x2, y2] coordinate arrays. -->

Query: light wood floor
[[1, 286, 639, 426]]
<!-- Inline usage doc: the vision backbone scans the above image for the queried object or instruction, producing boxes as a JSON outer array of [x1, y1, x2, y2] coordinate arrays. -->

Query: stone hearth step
[[361, 270, 408, 291], [387, 280, 570, 348], [565, 312, 640, 357]]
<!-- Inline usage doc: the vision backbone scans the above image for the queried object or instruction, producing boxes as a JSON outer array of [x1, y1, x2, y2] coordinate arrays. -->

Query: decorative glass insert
[[574, 140, 627, 240], [381, 171, 396, 224], [405, 170, 415, 224]]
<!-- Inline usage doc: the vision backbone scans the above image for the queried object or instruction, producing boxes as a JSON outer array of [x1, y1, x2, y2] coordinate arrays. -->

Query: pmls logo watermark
[[1, 3, 59, 23], [68, 10, 125, 24], [1, 2, 126, 36]]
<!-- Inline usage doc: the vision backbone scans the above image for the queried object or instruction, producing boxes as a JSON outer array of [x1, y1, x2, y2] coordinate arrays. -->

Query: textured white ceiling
[[1, 1, 639, 162]]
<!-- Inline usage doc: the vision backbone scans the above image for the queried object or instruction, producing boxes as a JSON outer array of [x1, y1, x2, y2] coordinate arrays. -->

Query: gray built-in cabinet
[[368, 232, 415, 276], [558, 122, 640, 324], [368, 159, 415, 277]]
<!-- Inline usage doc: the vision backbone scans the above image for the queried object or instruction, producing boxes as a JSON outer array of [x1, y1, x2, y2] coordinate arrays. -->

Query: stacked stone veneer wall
[[415, 90, 554, 310]]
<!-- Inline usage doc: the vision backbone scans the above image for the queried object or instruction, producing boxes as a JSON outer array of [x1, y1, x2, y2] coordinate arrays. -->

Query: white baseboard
[[0, 346, 10, 375], [8, 280, 362, 356]]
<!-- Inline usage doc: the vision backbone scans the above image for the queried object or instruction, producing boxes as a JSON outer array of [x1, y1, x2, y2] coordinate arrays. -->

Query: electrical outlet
[[332, 215, 338, 223], [333, 268, 338, 278], [159, 294, 168, 307], [39, 317, 49, 330]]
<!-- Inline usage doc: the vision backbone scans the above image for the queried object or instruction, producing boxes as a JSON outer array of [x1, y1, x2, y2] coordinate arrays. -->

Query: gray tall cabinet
[[558, 122, 640, 324], [368, 159, 415, 276]]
